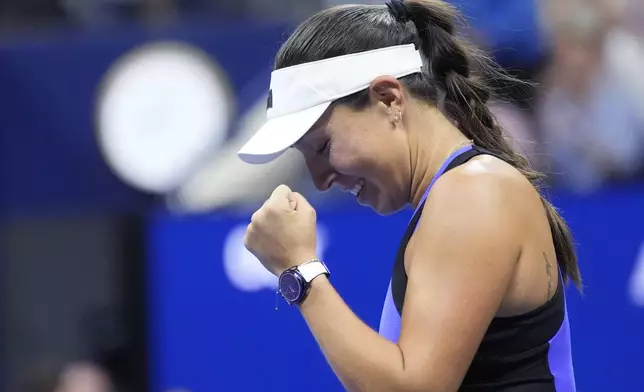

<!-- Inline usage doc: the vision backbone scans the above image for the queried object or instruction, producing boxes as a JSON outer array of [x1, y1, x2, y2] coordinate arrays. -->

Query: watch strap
[[297, 260, 329, 283]]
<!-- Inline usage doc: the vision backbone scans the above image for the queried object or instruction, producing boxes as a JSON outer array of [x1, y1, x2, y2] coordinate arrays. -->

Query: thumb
[[289, 192, 313, 212], [271, 184, 292, 199], [269, 184, 292, 209]]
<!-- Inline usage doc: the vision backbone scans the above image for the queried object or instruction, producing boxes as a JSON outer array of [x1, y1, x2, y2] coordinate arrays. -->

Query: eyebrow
[[293, 126, 323, 150], [293, 139, 313, 150]]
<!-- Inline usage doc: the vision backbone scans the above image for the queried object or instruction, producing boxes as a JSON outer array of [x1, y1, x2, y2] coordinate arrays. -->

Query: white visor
[[237, 44, 424, 164]]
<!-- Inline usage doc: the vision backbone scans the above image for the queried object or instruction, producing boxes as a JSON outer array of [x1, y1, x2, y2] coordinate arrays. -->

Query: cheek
[[329, 140, 398, 187], [328, 142, 364, 174], [326, 113, 397, 177]]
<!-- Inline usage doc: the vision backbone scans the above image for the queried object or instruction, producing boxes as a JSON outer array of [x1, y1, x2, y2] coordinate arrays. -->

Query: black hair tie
[[386, 0, 409, 23]]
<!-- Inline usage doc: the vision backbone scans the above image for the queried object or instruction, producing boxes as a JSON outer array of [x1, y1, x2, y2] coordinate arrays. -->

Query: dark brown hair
[[275, 0, 581, 288]]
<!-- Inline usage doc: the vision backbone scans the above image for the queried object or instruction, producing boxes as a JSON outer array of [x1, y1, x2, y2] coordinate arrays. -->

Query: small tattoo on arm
[[544, 252, 553, 299]]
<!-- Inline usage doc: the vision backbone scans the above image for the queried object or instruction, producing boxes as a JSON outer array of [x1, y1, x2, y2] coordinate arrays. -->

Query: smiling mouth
[[349, 179, 365, 197]]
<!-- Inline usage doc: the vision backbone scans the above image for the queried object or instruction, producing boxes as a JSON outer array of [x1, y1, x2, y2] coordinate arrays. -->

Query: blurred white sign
[[96, 41, 233, 193], [628, 240, 644, 307], [223, 223, 328, 293]]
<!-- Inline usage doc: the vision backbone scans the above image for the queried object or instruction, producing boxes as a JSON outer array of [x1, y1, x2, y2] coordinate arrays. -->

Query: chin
[[369, 196, 404, 216], [357, 183, 405, 215], [374, 205, 404, 216]]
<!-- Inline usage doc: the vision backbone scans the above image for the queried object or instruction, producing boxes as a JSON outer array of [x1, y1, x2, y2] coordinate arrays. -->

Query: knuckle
[[250, 211, 261, 224], [243, 225, 253, 247], [264, 204, 277, 217]]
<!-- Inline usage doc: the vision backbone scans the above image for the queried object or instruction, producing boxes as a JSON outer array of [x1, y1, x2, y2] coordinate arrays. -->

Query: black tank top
[[389, 146, 576, 391]]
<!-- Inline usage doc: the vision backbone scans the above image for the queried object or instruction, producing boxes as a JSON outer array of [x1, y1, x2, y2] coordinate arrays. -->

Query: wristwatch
[[278, 259, 330, 306]]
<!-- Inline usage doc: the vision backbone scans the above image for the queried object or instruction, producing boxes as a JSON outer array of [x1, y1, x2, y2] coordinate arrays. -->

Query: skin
[[244, 76, 559, 392], [54, 362, 113, 392]]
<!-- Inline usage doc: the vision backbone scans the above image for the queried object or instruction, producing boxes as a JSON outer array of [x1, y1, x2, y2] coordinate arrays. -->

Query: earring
[[389, 110, 402, 125]]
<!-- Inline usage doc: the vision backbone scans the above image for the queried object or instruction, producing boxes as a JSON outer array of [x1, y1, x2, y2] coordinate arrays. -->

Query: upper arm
[[396, 166, 526, 392]]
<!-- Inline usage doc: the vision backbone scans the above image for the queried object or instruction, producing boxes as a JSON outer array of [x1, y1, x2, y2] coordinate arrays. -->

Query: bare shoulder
[[406, 155, 538, 271], [443, 154, 534, 195], [424, 154, 538, 226]]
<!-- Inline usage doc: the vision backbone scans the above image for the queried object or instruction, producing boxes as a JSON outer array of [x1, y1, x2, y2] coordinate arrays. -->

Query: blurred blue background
[[1, 1, 643, 391]]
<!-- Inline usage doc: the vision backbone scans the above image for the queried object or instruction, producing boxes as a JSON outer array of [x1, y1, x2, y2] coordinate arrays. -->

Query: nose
[[313, 169, 336, 192], [306, 159, 336, 192]]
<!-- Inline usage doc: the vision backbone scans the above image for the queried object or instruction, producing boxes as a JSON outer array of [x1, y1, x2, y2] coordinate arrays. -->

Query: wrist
[[297, 274, 329, 310], [288, 252, 318, 269], [276, 254, 316, 276]]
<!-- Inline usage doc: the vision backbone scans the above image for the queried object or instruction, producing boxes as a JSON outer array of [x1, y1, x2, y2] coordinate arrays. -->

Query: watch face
[[279, 272, 303, 303]]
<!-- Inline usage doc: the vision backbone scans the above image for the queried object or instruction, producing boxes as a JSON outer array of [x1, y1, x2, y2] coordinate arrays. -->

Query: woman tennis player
[[239, 0, 581, 391]]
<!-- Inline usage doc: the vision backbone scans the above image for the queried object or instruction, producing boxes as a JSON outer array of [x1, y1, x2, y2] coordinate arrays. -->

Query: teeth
[[350, 179, 364, 196]]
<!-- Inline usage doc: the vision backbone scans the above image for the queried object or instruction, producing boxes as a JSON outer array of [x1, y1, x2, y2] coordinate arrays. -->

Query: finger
[[267, 184, 293, 210], [243, 223, 253, 249], [270, 184, 292, 200], [289, 192, 312, 212]]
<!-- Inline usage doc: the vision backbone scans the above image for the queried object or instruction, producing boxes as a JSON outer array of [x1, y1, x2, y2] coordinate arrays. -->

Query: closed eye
[[317, 140, 330, 156]]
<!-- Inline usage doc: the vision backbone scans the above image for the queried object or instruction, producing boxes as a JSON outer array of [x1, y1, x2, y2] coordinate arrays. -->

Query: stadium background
[[0, 0, 643, 391]]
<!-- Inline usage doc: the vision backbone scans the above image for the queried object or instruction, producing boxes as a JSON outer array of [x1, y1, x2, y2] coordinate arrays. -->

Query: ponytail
[[404, 0, 582, 288]]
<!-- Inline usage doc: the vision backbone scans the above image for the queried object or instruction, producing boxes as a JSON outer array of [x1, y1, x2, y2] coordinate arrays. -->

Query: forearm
[[298, 276, 407, 392]]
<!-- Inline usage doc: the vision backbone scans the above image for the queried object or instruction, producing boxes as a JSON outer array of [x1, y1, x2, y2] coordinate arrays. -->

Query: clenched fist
[[244, 185, 318, 276]]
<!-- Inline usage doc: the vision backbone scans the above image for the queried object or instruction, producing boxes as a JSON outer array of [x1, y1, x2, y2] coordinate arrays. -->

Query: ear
[[367, 76, 406, 117]]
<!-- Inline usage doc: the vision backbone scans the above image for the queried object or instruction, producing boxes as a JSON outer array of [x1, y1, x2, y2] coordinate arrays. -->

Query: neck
[[408, 108, 471, 208]]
